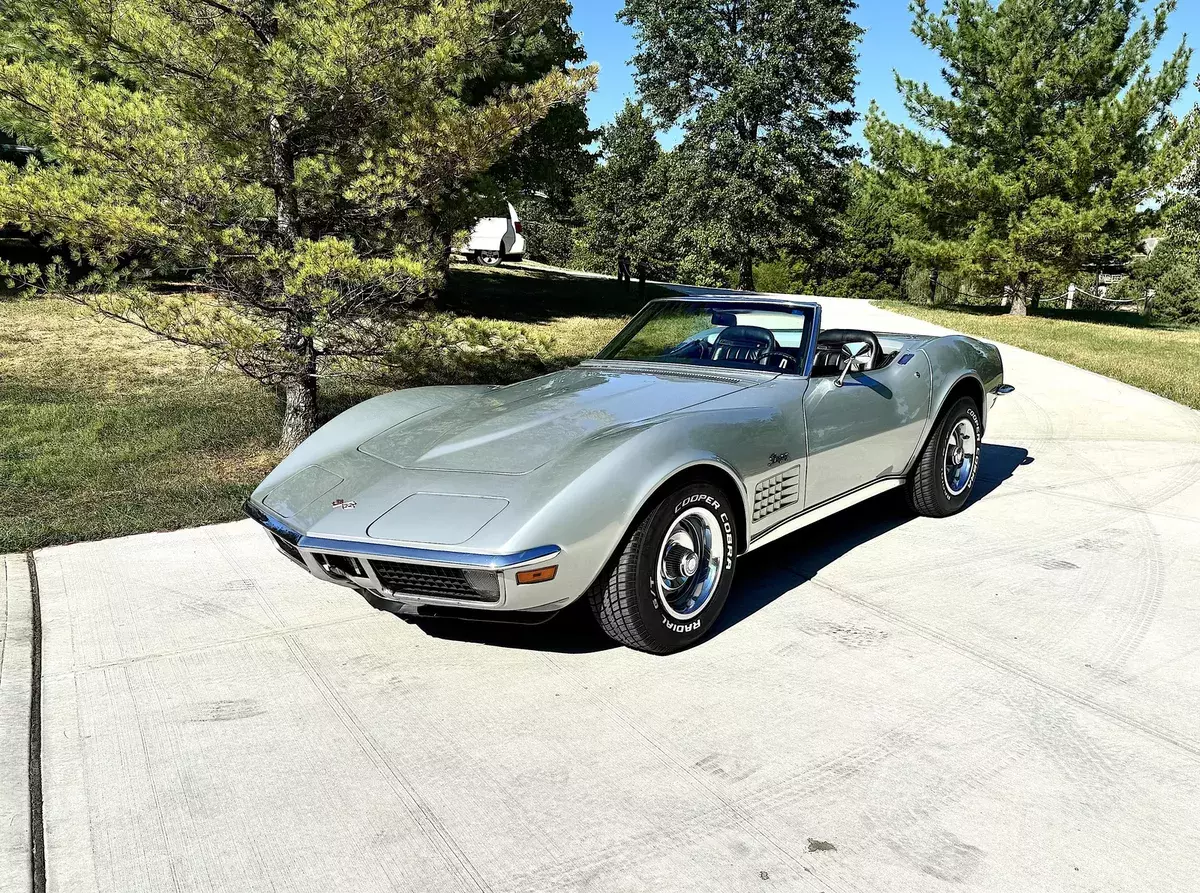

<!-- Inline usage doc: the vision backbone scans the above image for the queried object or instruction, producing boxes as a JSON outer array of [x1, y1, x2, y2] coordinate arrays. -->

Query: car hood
[[358, 365, 756, 475]]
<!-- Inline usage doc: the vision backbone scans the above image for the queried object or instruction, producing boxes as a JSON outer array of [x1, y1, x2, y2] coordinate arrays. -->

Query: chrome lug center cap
[[663, 543, 700, 582]]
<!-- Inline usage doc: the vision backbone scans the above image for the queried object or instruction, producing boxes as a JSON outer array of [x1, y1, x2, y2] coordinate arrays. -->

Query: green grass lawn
[[0, 298, 283, 551], [443, 263, 673, 361], [877, 301, 1200, 410], [0, 264, 668, 551]]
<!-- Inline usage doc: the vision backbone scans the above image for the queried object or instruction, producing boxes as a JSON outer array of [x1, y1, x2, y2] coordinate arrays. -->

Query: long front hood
[[357, 366, 754, 475]]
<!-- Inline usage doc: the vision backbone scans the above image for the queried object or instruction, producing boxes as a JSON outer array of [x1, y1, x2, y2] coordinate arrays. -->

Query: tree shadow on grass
[[932, 301, 1160, 329], [402, 444, 1032, 655], [441, 264, 670, 323]]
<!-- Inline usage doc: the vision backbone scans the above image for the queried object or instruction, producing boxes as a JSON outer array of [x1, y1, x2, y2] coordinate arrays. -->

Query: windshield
[[595, 300, 815, 374]]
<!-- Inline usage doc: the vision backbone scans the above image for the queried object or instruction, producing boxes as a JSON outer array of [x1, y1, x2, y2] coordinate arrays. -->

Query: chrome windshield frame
[[595, 295, 822, 377]]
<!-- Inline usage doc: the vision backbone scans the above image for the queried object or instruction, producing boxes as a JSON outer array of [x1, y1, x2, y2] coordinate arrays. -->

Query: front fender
[[502, 408, 774, 599]]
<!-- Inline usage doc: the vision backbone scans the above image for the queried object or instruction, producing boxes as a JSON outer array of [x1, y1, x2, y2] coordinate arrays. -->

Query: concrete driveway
[[9, 297, 1200, 892]]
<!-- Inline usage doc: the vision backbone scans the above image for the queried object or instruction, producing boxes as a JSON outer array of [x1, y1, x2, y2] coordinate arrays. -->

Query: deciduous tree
[[0, 0, 593, 448], [574, 100, 673, 275], [619, 0, 862, 290]]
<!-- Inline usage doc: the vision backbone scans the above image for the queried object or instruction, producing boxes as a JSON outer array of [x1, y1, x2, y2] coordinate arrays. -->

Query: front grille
[[753, 467, 801, 523], [371, 561, 501, 603], [273, 533, 304, 564]]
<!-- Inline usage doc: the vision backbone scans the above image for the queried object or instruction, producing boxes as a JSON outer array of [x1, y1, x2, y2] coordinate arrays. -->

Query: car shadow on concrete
[[713, 443, 1032, 637], [408, 443, 1032, 654], [401, 596, 620, 654]]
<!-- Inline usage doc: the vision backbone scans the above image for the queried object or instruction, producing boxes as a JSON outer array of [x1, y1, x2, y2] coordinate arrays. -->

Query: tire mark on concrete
[[745, 687, 980, 813], [120, 665, 184, 893], [1003, 688, 1122, 801], [990, 455, 1200, 507], [205, 529, 289, 630], [849, 506, 1127, 586], [1057, 443, 1166, 683], [857, 724, 1018, 885], [804, 573, 1200, 762], [1035, 489, 1200, 525], [283, 637, 490, 893], [521, 653, 850, 893]]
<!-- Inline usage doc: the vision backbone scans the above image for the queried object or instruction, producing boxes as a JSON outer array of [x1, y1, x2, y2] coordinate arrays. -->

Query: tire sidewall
[[635, 484, 738, 652], [934, 398, 982, 513]]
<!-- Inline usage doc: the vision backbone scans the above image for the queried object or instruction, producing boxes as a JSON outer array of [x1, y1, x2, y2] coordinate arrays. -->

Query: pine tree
[[867, 0, 1195, 315], [0, 0, 593, 448], [1125, 153, 1200, 323]]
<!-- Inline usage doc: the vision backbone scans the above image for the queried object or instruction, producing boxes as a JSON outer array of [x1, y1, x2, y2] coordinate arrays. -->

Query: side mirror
[[835, 342, 872, 388]]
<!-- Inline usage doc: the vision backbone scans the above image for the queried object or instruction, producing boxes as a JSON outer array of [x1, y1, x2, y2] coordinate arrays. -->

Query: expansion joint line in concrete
[[26, 553, 45, 893]]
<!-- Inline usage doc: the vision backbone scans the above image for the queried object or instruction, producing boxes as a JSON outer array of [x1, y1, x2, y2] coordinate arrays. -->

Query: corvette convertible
[[246, 296, 1010, 653]]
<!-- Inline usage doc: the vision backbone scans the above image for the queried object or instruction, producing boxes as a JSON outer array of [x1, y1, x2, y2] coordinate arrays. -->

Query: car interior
[[662, 313, 803, 371], [667, 320, 902, 377], [609, 305, 913, 378], [811, 328, 897, 377]]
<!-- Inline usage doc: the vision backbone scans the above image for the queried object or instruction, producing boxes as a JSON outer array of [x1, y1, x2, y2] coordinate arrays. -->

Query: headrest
[[713, 325, 776, 349], [816, 328, 878, 348]]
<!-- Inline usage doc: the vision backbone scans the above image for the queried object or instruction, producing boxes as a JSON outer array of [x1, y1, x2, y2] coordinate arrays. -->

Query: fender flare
[[904, 372, 987, 476], [625, 457, 751, 553]]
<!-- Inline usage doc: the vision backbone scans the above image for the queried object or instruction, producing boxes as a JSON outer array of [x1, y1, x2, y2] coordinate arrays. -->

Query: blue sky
[[569, 1, 1200, 149]]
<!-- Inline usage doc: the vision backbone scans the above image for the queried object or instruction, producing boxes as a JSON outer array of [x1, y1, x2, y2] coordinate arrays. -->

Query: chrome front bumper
[[243, 500, 569, 612]]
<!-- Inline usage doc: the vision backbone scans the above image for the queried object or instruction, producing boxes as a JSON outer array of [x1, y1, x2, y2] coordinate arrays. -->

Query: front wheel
[[478, 249, 502, 266], [587, 482, 739, 654], [906, 396, 982, 517]]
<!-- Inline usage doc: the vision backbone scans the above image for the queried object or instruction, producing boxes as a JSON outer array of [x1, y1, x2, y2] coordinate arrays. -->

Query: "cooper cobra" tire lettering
[[663, 617, 701, 633], [675, 493, 724, 512]]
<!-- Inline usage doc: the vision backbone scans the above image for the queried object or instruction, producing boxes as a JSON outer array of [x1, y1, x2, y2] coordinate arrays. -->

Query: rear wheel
[[479, 248, 502, 266], [906, 396, 981, 517], [587, 482, 738, 654]]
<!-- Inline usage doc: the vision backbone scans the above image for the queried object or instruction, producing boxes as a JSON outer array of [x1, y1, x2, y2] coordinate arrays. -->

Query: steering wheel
[[815, 328, 883, 372]]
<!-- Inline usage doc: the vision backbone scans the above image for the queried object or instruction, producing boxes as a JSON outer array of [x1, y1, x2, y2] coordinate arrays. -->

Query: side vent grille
[[753, 468, 800, 523]]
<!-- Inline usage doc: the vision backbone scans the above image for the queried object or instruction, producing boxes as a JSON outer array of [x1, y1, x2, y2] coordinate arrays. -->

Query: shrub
[[385, 314, 555, 387], [522, 220, 576, 267], [1120, 244, 1200, 325]]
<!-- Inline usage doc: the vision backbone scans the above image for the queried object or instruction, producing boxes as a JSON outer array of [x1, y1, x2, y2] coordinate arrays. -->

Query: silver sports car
[[246, 296, 1009, 653]]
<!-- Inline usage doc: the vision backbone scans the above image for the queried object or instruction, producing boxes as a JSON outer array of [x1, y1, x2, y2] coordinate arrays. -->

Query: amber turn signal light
[[515, 566, 558, 585]]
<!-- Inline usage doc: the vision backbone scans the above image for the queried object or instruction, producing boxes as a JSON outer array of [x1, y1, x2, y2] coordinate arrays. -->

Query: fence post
[[1144, 288, 1155, 319], [1066, 283, 1075, 310], [928, 269, 939, 306]]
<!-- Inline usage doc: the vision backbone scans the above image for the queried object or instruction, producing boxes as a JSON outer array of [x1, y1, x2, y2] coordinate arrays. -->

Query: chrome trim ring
[[656, 506, 725, 621], [944, 417, 978, 497]]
